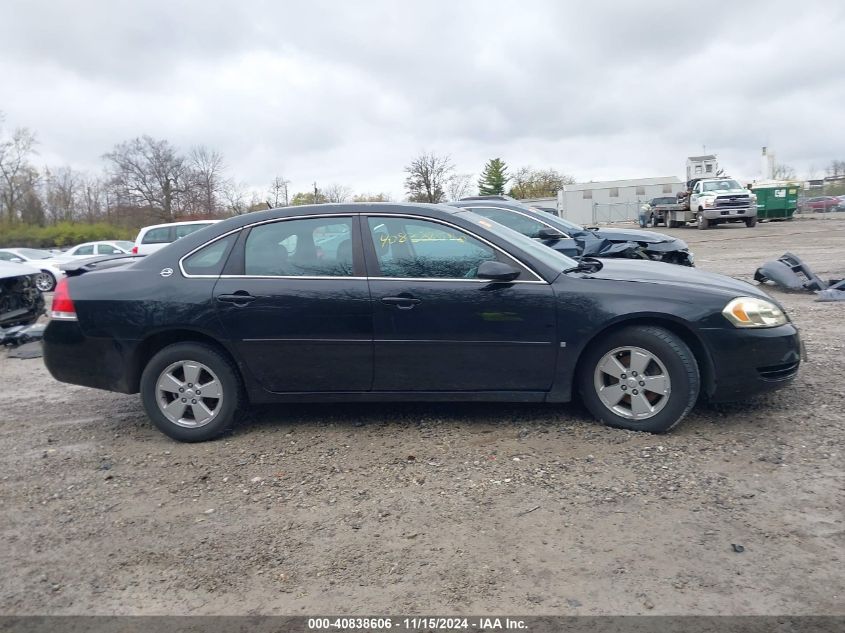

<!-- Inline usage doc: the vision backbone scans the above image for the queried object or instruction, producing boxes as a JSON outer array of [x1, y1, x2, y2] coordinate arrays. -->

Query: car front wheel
[[35, 271, 56, 292], [697, 212, 709, 230], [578, 326, 700, 433], [140, 342, 244, 442], [745, 217, 757, 227]]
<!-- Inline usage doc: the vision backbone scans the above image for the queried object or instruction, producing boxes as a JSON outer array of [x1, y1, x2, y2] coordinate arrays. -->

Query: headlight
[[722, 297, 787, 328], [702, 197, 716, 208]]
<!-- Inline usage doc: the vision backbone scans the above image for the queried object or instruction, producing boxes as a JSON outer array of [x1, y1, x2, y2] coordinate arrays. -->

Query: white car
[[0, 248, 67, 292], [132, 220, 219, 255], [59, 240, 135, 259]]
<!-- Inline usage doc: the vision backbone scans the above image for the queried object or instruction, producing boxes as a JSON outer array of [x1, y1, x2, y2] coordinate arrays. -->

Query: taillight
[[131, 245, 138, 254], [51, 278, 77, 321]]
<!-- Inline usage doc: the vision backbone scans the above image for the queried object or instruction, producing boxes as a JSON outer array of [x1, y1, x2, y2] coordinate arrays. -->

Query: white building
[[547, 176, 685, 224]]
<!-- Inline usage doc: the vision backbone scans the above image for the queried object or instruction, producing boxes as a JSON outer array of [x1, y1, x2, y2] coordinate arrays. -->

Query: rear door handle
[[381, 295, 421, 310], [217, 292, 256, 306]]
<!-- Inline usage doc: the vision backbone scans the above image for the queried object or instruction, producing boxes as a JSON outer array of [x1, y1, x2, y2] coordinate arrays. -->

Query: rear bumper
[[43, 320, 138, 393], [699, 324, 801, 402]]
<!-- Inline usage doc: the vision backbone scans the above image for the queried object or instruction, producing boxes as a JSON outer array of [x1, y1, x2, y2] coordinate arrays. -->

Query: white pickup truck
[[683, 178, 757, 230]]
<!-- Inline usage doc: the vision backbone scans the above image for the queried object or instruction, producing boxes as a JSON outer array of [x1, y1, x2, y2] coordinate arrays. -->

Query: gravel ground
[[1, 217, 843, 615]]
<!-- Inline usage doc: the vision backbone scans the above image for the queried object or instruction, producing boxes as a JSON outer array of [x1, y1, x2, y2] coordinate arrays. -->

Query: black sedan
[[451, 197, 694, 266], [43, 203, 800, 442]]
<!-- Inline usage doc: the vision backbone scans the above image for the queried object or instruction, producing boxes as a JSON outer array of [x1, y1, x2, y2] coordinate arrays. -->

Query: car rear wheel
[[578, 326, 699, 433], [35, 271, 56, 292], [745, 217, 757, 227], [140, 342, 244, 442]]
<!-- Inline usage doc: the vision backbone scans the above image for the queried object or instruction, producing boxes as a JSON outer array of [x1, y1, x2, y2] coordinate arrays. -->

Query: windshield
[[542, 214, 584, 233], [702, 179, 743, 192], [463, 211, 578, 273], [17, 248, 53, 260]]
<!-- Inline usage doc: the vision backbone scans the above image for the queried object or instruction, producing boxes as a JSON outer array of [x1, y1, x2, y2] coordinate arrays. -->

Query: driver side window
[[367, 217, 496, 279]]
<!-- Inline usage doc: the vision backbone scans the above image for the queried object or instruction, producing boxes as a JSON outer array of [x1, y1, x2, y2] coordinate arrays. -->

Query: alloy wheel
[[593, 346, 671, 420], [35, 272, 54, 292], [155, 360, 224, 428]]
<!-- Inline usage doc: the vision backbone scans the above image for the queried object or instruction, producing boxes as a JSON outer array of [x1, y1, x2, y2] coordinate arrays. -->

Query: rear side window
[[182, 233, 238, 276], [75, 245, 95, 255], [244, 217, 354, 277], [142, 227, 172, 244], [98, 244, 120, 254]]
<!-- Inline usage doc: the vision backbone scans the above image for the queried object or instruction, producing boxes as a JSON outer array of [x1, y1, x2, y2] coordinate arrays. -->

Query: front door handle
[[217, 292, 256, 306], [381, 295, 421, 310]]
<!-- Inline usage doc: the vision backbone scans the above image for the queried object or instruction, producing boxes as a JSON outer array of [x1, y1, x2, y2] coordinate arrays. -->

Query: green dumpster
[[751, 180, 800, 220]]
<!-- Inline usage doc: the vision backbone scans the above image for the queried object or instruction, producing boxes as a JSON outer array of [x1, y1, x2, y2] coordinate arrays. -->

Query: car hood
[[587, 227, 687, 248], [579, 259, 768, 299], [0, 260, 41, 278]]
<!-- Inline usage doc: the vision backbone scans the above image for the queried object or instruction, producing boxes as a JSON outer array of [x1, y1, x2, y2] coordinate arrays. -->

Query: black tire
[[578, 326, 700, 433], [667, 220, 680, 228], [697, 212, 709, 230], [745, 216, 757, 227], [36, 271, 56, 292], [650, 214, 660, 228], [140, 342, 244, 442]]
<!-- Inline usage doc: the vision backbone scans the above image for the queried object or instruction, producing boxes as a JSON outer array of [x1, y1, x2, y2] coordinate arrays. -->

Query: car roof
[[128, 202, 570, 283], [138, 220, 221, 232]]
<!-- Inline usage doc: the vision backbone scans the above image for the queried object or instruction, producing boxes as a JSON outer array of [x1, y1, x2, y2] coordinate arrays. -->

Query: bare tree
[[826, 160, 845, 178], [446, 173, 474, 201], [222, 179, 249, 216], [44, 166, 79, 223], [352, 192, 391, 202], [103, 136, 188, 222], [404, 152, 453, 203], [18, 169, 44, 226], [0, 115, 38, 222], [323, 183, 352, 203], [80, 175, 105, 223], [188, 146, 225, 216], [268, 175, 290, 207], [772, 163, 797, 181]]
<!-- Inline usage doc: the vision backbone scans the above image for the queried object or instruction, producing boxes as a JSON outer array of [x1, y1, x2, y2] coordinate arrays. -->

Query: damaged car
[[0, 261, 45, 328], [43, 202, 800, 442], [450, 198, 694, 266]]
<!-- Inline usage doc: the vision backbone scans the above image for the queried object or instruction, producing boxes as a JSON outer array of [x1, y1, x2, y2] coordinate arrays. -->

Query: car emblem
[[160, 268, 173, 278]]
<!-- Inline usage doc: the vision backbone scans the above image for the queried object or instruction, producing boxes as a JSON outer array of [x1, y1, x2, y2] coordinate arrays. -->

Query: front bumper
[[702, 207, 754, 220], [699, 323, 801, 402]]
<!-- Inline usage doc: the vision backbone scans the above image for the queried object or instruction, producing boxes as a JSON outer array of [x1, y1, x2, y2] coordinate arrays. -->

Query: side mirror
[[537, 227, 565, 241], [477, 260, 520, 282]]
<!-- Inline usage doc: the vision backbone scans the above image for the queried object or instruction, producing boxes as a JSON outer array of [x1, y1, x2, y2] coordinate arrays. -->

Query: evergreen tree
[[477, 158, 509, 196]]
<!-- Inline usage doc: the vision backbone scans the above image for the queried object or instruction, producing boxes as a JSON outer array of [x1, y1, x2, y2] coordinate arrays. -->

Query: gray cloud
[[2, 0, 844, 197]]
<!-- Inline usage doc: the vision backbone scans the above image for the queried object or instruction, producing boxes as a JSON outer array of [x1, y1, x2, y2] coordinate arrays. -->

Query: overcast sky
[[2, 0, 844, 199]]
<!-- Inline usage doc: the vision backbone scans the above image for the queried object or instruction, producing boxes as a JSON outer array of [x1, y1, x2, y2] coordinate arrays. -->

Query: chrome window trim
[[179, 211, 548, 284], [468, 205, 571, 239]]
